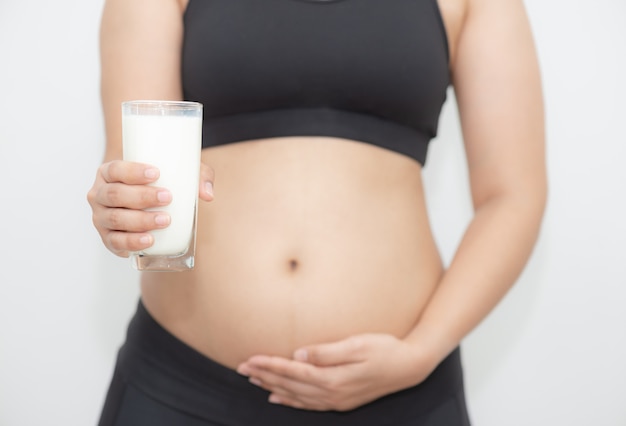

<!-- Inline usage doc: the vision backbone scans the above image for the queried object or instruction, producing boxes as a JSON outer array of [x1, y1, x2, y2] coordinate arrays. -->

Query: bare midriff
[[141, 136, 444, 370]]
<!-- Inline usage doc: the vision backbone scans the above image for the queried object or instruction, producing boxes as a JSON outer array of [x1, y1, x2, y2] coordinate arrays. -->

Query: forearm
[[405, 191, 546, 363]]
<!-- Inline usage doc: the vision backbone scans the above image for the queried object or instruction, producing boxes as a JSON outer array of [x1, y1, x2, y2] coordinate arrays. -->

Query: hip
[[99, 301, 471, 426]]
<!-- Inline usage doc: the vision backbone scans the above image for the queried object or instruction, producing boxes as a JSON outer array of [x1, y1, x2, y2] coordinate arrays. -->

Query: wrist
[[403, 327, 459, 377]]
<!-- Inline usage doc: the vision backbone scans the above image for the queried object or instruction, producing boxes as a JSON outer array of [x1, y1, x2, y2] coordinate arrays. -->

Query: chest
[[181, 0, 450, 123]]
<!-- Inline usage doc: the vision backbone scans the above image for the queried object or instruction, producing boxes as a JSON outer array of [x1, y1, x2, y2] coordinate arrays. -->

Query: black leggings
[[99, 302, 471, 426]]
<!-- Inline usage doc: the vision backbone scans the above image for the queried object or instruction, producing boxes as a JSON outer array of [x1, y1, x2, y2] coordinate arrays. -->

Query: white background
[[1, 0, 625, 425]]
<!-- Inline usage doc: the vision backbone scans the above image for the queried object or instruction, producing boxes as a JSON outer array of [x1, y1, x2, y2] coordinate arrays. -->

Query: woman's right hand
[[86, 160, 173, 258]]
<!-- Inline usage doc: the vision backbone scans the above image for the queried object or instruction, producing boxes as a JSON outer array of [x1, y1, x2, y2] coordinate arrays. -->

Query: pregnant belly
[[140, 137, 444, 369]]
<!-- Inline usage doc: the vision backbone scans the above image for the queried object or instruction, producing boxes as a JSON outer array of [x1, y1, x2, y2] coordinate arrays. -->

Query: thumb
[[293, 335, 367, 366], [199, 162, 215, 202]]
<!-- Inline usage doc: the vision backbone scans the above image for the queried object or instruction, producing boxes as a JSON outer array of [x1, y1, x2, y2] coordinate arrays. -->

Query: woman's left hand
[[236, 333, 438, 411]]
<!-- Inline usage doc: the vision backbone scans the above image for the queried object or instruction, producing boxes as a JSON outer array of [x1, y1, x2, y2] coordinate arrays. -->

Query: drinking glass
[[122, 100, 203, 271]]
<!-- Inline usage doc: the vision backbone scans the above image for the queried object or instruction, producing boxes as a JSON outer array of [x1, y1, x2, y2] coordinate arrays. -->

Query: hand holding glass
[[122, 101, 202, 271]]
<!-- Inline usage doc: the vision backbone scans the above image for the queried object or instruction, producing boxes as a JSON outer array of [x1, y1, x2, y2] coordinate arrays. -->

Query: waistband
[[201, 108, 432, 166], [116, 301, 466, 425]]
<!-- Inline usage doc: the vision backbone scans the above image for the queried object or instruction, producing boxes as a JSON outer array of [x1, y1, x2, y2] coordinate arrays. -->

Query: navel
[[288, 258, 300, 272]]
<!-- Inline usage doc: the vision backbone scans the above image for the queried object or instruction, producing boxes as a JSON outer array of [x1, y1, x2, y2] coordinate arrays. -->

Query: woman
[[88, 0, 546, 424]]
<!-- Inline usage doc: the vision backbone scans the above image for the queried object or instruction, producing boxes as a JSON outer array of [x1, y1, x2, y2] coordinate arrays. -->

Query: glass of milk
[[122, 100, 202, 271]]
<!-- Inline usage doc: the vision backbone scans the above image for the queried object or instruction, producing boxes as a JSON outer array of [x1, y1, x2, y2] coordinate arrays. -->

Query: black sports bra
[[182, 0, 450, 165]]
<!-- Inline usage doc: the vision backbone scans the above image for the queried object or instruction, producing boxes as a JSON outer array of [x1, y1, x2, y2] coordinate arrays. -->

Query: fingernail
[[249, 377, 262, 387], [237, 366, 249, 376], [294, 349, 307, 362], [205, 181, 214, 197], [139, 235, 152, 245], [145, 168, 159, 179], [268, 395, 282, 404], [155, 214, 170, 226], [157, 191, 171, 203]]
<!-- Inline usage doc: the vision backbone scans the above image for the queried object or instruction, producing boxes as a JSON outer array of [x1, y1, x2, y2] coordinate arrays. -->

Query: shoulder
[[451, 0, 541, 91], [178, 0, 190, 14]]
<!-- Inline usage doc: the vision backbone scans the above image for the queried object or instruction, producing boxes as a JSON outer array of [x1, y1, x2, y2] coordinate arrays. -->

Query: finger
[[96, 182, 172, 209], [269, 392, 359, 412], [246, 366, 332, 410], [240, 359, 363, 412], [268, 392, 329, 411], [268, 386, 360, 412], [294, 335, 368, 366], [247, 368, 319, 397], [104, 230, 154, 256], [100, 160, 160, 185], [268, 394, 308, 410], [242, 356, 324, 387], [98, 208, 170, 233], [199, 162, 215, 201]]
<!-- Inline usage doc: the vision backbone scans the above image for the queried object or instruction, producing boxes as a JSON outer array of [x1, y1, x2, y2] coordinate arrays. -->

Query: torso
[[144, 0, 468, 370]]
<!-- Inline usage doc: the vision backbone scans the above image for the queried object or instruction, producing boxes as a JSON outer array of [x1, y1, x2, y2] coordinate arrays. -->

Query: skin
[[88, 0, 546, 413]]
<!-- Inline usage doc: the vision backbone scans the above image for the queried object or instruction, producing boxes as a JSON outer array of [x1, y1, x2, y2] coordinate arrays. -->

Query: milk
[[122, 112, 201, 256]]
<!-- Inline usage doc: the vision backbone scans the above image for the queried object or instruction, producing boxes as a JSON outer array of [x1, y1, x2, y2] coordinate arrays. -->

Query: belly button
[[288, 259, 299, 272]]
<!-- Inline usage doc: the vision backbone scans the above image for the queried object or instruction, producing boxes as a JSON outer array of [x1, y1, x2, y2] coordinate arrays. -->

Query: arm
[[100, 0, 185, 161], [405, 0, 547, 363], [88, 0, 213, 257], [238, 0, 546, 410]]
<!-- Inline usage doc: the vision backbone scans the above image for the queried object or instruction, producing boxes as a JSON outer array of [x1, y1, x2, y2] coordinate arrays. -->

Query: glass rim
[[122, 100, 203, 111]]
